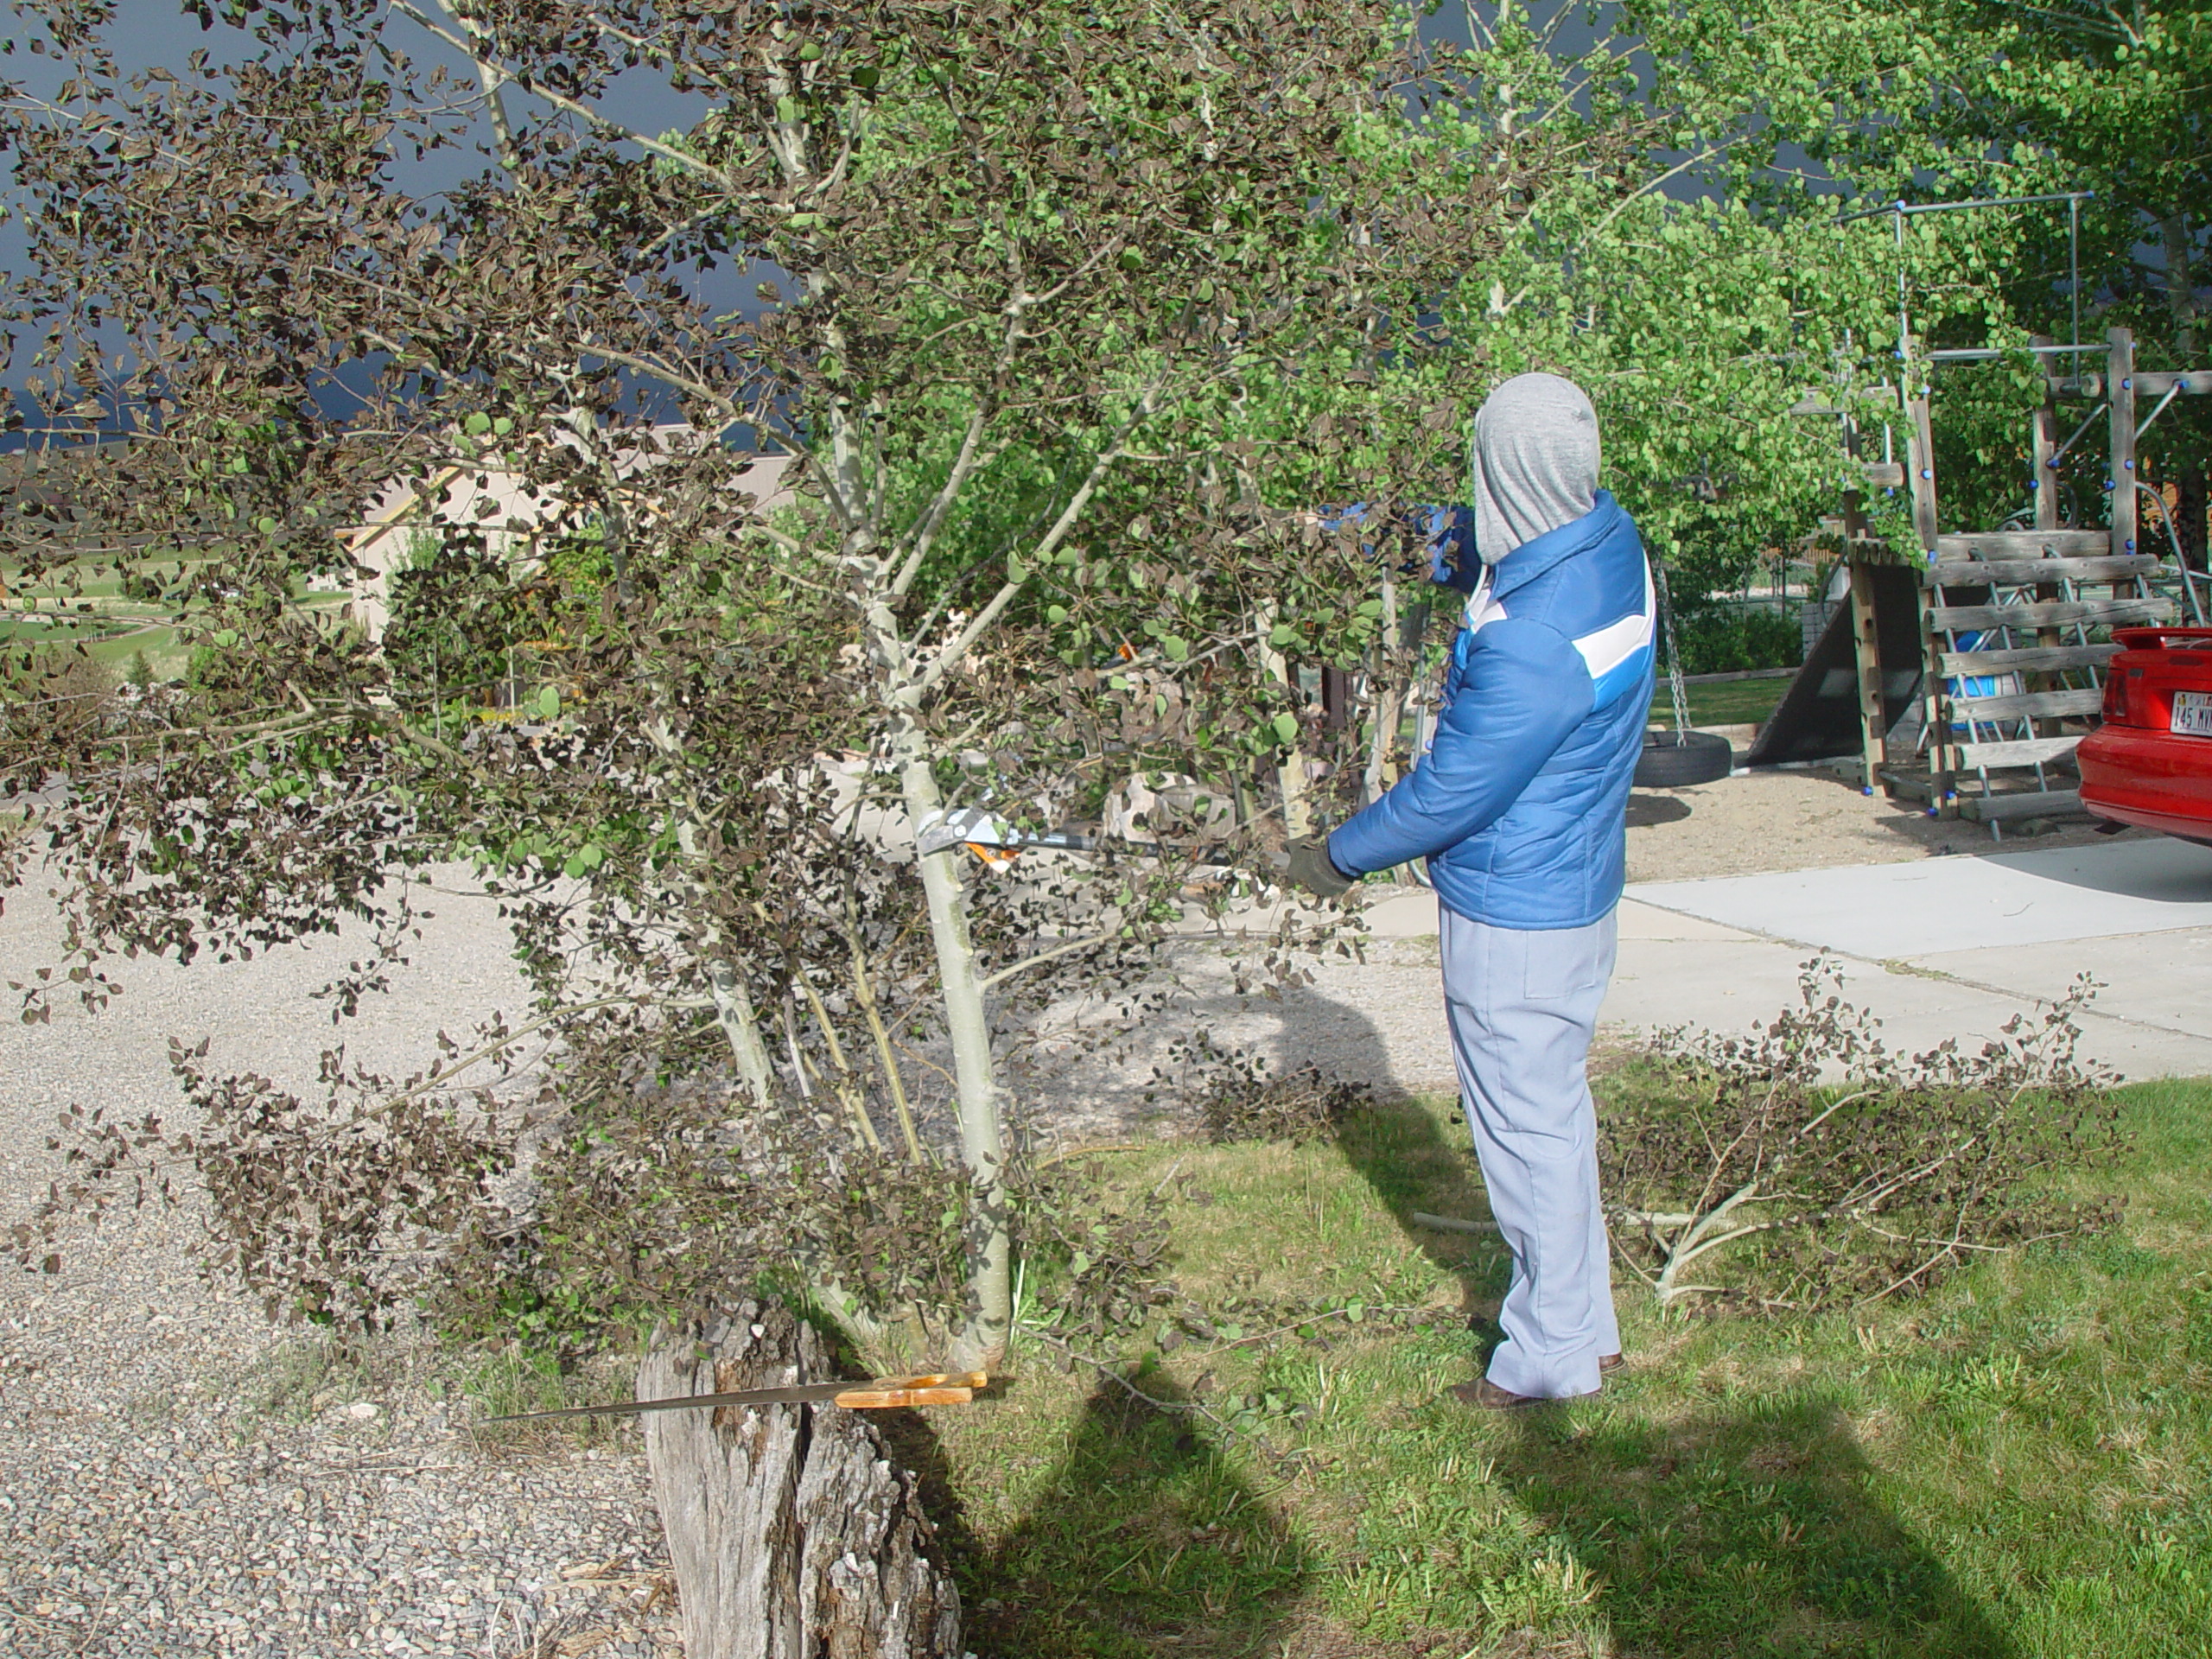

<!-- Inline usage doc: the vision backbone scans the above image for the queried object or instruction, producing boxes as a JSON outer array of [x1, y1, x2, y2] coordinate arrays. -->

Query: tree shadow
[[878, 1376, 1305, 1659], [1496, 1392, 2018, 1658]]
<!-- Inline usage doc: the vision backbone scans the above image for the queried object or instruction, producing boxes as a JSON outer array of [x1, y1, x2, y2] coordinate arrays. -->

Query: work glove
[[1285, 836, 1354, 899]]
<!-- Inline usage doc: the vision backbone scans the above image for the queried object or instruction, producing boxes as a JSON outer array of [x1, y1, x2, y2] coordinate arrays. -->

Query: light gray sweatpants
[[1440, 906, 1621, 1400]]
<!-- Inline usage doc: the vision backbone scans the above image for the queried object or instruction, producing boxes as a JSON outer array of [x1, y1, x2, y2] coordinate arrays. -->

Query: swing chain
[[1654, 561, 1691, 735]]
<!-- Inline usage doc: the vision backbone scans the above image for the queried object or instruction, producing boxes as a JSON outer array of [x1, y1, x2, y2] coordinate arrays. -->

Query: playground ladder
[[1891, 327, 2196, 834]]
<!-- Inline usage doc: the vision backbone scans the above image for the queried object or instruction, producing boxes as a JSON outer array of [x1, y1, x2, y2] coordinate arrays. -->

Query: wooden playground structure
[[1756, 323, 2210, 834]]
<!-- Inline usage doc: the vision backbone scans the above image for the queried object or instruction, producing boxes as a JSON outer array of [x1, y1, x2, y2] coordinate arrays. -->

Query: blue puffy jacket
[[1326, 491, 1654, 930]]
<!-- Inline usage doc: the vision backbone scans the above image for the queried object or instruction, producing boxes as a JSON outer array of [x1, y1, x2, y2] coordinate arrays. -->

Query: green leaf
[[537, 685, 561, 720], [463, 411, 493, 435], [256, 515, 278, 535], [776, 94, 802, 124], [1269, 623, 1297, 648], [1046, 603, 1069, 624], [1163, 634, 1189, 661], [1271, 711, 1300, 745], [1070, 1250, 1091, 1277], [492, 416, 514, 436]]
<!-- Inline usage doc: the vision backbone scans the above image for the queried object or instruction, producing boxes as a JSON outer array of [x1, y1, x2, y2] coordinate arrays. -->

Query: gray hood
[[1470, 372, 1600, 563]]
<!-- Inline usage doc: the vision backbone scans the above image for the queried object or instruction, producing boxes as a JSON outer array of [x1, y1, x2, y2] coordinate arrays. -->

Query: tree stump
[[638, 1301, 963, 1659]]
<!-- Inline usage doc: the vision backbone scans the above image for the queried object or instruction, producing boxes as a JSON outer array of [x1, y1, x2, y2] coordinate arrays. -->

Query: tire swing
[[1635, 561, 1733, 789]]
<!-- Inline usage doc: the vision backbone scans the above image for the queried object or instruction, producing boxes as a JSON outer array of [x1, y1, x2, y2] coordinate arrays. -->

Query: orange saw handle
[[832, 1386, 974, 1408], [830, 1370, 988, 1410]]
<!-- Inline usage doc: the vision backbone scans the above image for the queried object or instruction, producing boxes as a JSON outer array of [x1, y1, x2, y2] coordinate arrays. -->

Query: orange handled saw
[[478, 1370, 988, 1426]]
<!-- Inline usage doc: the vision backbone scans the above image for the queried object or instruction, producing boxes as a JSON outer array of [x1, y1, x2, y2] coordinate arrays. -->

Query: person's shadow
[[876, 1374, 1303, 1659], [1495, 1392, 2018, 1656]]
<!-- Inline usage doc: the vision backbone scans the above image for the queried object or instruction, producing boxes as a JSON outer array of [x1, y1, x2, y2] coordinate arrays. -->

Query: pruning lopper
[[478, 1370, 988, 1426]]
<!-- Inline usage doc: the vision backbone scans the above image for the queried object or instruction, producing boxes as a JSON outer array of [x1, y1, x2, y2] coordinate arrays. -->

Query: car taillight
[[2101, 668, 2132, 725]]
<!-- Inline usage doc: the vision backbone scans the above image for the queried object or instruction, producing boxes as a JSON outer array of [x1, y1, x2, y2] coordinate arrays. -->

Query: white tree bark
[[892, 730, 1010, 1370], [1255, 602, 1311, 837]]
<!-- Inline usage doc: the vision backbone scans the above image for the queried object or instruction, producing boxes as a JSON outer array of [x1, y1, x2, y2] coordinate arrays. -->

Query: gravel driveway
[[1, 880, 680, 1659]]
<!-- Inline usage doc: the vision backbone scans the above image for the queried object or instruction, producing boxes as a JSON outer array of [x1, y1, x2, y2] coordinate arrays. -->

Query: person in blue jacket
[[1285, 372, 1653, 1408]]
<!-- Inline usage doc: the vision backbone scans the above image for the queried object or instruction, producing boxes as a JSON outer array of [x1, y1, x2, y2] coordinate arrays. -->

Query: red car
[[2077, 625, 2212, 846]]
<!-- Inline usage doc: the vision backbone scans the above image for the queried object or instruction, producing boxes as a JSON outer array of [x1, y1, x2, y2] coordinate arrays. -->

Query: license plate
[[2176, 691, 2212, 738]]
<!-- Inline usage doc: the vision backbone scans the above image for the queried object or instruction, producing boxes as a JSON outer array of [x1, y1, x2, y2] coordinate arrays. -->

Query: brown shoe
[[1600, 1351, 1624, 1376], [1446, 1376, 1598, 1410]]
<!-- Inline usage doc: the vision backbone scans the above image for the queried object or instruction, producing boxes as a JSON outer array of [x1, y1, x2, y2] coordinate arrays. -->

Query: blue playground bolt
[[1921, 468, 1932, 480], [2125, 458, 2135, 469], [1925, 807, 1940, 817], [2104, 479, 2115, 491], [2126, 539, 2136, 550], [2029, 478, 2041, 488], [2122, 377, 2132, 389], [1862, 785, 1875, 797]]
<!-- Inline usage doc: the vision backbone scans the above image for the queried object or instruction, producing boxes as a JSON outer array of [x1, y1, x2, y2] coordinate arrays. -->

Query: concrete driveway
[[1612, 836, 2212, 1077], [1344, 836, 2212, 1084]]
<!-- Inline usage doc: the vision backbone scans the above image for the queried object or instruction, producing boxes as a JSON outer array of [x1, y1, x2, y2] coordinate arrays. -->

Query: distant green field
[[3, 552, 346, 683], [1, 613, 181, 676]]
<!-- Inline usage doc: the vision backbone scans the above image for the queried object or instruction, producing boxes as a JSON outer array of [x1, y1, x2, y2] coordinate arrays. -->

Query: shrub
[[16, 1034, 1179, 1366], [1671, 603, 1801, 675], [1599, 957, 2126, 1312], [0, 646, 115, 753], [1171, 1030, 1372, 1147]]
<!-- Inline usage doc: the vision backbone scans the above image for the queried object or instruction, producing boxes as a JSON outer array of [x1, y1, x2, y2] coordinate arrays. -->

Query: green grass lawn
[[918, 1074, 2212, 1657], [1649, 673, 1793, 730]]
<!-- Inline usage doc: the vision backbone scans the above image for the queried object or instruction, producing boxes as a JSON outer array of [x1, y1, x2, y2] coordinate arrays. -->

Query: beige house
[[340, 432, 796, 642]]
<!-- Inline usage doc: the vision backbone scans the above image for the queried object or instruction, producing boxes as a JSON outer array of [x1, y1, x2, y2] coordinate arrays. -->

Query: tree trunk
[[639, 1301, 963, 1659], [2163, 210, 2196, 355], [893, 728, 1010, 1370], [2178, 464, 2207, 575], [1255, 602, 1310, 838]]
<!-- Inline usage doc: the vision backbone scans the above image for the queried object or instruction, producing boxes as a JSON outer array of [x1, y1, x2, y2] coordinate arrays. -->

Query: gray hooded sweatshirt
[[1471, 372, 1601, 563]]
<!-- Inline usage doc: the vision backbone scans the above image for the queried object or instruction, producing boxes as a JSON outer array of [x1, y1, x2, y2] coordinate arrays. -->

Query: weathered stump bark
[[638, 1301, 962, 1659]]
